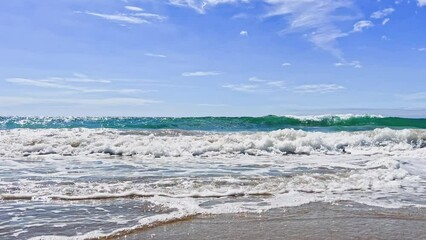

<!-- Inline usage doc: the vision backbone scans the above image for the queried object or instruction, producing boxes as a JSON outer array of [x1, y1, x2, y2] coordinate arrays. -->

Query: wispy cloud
[[55, 73, 112, 83], [248, 76, 266, 82], [5, 75, 149, 94], [83, 9, 166, 24], [282, 62, 291, 67], [353, 20, 374, 32], [371, 8, 395, 19], [132, 13, 167, 21], [85, 11, 150, 24], [267, 81, 285, 88], [224, 80, 341, 94], [225, 76, 286, 93], [263, 0, 358, 60], [7, 73, 112, 86], [382, 18, 390, 25], [182, 71, 222, 77], [0, 96, 159, 107], [248, 77, 285, 88], [334, 60, 362, 68], [145, 53, 167, 58], [223, 84, 259, 92], [418, 48, 426, 52], [125, 6, 144, 12], [418, 0, 426, 7], [6, 78, 83, 91], [169, 0, 368, 63], [293, 84, 344, 94], [169, 0, 245, 14]]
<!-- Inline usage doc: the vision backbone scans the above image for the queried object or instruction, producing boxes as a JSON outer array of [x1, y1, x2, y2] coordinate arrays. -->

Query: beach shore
[[119, 202, 426, 240]]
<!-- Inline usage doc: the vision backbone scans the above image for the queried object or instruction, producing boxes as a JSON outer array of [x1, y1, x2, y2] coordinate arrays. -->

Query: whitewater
[[1, 115, 426, 239]]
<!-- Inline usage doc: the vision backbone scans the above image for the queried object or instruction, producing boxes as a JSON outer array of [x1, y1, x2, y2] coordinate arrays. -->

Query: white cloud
[[225, 79, 342, 94], [353, 20, 374, 32], [0, 96, 159, 107], [248, 76, 267, 82], [282, 62, 291, 67], [334, 60, 362, 68], [8, 74, 112, 85], [144, 53, 167, 58], [263, 0, 358, 60], [382, 18, 390, 25], [169, 0, 244, 14], [381, 35, 390, 41], [293, 84, 345, 94], [132, 13, 167, 21], [371, 8, 395, 19], [247, 76, 286, 89], [125, 6, 144, 12], [84, 10, 166, 24], [169, 0, 365, 62], [240, 30, 248, 36], [418, 48, 426, 52], [6, 78, 83, 91], [78, 88, 150, 94], [5, 76, 149, 94], [85, 12, 150, 24], [182, 71, 222, 77], [267, 81, 285, 88], [418, 0, 426, 7], [67, 74, 112, 83], [223, 84, 259, 92]]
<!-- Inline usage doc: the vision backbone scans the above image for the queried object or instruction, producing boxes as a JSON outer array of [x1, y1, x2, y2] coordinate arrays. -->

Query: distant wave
[[1, 115, 426, 131]]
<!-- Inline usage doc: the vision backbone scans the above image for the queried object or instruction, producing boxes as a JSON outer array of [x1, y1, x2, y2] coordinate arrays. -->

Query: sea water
[[0, 115, 425, 239]]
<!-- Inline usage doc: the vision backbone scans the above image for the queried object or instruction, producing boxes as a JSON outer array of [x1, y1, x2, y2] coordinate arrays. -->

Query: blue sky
[[0, 0, 425, 117]]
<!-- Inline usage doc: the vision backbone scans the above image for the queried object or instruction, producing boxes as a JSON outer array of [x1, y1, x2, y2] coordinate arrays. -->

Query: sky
[[0, 0, 425, 117]]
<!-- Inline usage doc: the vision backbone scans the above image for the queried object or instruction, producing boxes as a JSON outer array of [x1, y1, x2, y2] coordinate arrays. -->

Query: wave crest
[[0, 128, 425, 158]]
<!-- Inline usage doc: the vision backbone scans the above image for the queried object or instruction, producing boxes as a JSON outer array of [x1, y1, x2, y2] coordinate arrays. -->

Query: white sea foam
[[0, 128, 425, 158], [285, 113, 383, 121], [2, 127, 426, 240], [1, 154, 424, 206]]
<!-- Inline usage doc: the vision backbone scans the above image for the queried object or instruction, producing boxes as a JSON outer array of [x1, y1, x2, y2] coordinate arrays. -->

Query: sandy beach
[[116, 202, 426, 240]]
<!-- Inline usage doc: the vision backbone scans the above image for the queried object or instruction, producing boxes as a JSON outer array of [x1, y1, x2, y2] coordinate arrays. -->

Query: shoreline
[[117, 202, 426, 240]]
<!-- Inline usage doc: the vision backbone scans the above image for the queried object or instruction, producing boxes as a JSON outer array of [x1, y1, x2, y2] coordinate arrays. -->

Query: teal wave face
[[1, 115, 426, 131]]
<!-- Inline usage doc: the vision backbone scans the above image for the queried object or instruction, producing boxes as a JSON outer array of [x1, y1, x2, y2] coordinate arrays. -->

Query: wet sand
[[119, 202, 426, 240]]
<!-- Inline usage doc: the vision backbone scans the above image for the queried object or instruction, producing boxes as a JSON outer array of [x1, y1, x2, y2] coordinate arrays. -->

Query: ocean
[[1, 115, 426, 239]]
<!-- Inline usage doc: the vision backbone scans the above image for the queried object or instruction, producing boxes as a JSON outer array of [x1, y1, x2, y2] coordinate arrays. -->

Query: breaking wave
[[0, 128, 425, 158]]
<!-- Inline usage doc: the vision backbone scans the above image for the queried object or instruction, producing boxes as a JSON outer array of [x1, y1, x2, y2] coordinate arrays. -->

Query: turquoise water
[[1, 115, 425, 131]]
